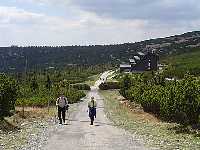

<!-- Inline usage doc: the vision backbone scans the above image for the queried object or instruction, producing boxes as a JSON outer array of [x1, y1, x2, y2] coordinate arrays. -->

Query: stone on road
[[43, 71, 147, 150]]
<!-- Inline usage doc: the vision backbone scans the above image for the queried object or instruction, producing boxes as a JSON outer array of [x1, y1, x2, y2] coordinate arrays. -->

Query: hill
[[0, 31, 200, 72], [162, 48, 200, 77]]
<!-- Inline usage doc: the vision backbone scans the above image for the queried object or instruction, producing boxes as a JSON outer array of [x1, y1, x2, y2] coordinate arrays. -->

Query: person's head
[[59, 91, 64, 97], [91, 96, 94, 101]]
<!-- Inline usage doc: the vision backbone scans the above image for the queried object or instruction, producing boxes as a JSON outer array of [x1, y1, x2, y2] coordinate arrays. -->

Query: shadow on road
[[68, 119, 116, 126], [97, 106, 104, 109]]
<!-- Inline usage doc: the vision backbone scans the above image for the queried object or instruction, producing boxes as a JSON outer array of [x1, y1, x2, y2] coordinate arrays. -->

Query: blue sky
[[0, 0, 200, 46]]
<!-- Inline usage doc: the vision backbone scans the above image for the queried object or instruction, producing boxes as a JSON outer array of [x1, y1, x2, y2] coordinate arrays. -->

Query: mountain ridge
[[1, 31, 200, 72]]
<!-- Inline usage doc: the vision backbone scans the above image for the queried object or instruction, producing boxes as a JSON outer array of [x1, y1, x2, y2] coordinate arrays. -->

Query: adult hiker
[[88, 96, 97, 125], [56, 94, 69, 124]]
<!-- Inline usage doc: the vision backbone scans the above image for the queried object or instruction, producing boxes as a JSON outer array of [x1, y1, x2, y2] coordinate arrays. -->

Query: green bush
[[16, 86, 86, 107], [141, 85, 163, 114], [0, 74, 18, 117], [120, 73, 200, 125], [12, 65, 105, 108], [99, 82, 120, 90], [64, 88, 86, 104], [71, 83, 91, 90]]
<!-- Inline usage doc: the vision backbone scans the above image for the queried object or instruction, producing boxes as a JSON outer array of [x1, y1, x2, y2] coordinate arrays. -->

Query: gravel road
[[43, 71, 147, 150]]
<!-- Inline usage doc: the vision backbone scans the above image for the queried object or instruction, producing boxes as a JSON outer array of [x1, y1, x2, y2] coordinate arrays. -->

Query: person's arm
[[64, 97, 69, 111], [65, 97, 68, 106], [66, 100, 68, 106], [56, 98, 59, 106]]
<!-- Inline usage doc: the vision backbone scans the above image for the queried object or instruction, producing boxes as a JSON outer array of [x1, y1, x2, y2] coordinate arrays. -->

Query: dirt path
[[43, 71, 147, 150]]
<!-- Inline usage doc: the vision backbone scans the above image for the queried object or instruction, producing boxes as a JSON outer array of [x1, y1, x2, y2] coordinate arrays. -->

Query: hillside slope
[[162, 48, 200, 77], [0, 31, 200, 72]]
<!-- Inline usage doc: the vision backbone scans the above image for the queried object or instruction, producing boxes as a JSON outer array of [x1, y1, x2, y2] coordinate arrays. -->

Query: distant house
[[119, 64, 131, 73], [120, 51, 159, 73]]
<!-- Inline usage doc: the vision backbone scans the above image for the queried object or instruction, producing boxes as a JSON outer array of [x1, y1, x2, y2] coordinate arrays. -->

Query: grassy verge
[[100, 90, 200, 150]]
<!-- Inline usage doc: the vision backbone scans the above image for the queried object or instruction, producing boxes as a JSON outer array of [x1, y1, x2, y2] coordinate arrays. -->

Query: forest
[[0, 31, 200, 72]]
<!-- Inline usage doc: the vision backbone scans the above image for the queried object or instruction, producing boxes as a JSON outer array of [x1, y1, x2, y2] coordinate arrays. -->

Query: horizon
[[1, 0, 200, 46], [1, 30, 199, 47]]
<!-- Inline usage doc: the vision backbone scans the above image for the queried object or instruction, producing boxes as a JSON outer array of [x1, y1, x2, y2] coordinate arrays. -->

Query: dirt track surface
[[43, 71, 147, 150]]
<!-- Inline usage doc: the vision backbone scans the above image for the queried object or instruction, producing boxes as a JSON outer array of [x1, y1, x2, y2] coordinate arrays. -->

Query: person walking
[[88, 96, 97, 125], [56, 94, 68, 124]]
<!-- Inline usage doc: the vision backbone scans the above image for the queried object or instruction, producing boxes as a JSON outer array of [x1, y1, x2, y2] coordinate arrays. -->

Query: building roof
[[134, 56, 140, 60], [129, 59, 136, 63], [137, 52, 145, 56], [120, 64, 131, 68]]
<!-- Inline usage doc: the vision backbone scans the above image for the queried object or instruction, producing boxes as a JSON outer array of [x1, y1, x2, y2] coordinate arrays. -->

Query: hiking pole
[[67, 109, 70, 125], [54, 105, 58, 124]]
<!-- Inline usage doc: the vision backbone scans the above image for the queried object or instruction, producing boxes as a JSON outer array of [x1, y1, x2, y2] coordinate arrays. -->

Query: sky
[[0, 0, 200, 46]]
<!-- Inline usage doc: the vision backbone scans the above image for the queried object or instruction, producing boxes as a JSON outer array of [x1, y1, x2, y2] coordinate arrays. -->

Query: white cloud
[[0, 0, 200, 46], [12, 0, 71, 7], [0, 6, 80, 27], [0, 6, 43, 24], [0, 6, 84, 46]]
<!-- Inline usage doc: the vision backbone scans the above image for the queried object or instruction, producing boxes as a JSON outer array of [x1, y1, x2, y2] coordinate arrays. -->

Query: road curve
[[43, 71, 147, 150]]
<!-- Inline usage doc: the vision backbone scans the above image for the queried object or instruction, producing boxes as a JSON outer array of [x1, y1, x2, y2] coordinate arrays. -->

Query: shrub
[[64, 88, 86, 104], [71, 83, 91, 90], [99, 82, 120, 90], [120, 73, 200, 125], [0, 74, 18, 117]]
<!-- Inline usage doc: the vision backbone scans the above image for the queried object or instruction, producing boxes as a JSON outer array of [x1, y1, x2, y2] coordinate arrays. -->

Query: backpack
[[58, 96, 68, 109]]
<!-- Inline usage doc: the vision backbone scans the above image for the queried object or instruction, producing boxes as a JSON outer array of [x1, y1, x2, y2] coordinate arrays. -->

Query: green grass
[[100, 90, 200, 150]]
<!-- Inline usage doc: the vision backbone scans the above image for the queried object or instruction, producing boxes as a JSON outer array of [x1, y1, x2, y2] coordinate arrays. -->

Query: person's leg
[[90, 116, 94, 125], [62, 109, 66, 124], [58, 107, 62, 124], [94, 108, 96, 118]]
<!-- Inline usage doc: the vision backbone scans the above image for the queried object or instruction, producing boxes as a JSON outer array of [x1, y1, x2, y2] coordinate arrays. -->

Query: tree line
[[1, 31, 200, 72]]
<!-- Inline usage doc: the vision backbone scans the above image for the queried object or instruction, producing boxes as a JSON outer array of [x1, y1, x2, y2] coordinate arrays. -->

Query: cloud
[[0, 6, 43, 24], [12, 0, 71, 7], [0, 0, 200, 46], [0, 6, 149, 46], [0, 6, 84, 46], [0, 6, 81, 28], [69, 0, 200, 21]]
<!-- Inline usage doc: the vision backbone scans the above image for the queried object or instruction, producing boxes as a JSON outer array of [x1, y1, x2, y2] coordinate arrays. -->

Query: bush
[[16, 86, 86, 107], [0, 74, 18, 117], [141, 85, 163, 114], [71, 83, 91, 90], [64, 88, 86, 104], [120, 73, 200, 125], [99, 82, 120, 90]]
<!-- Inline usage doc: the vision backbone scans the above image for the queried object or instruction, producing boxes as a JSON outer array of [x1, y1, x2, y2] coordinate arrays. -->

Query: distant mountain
[[0, 31, 200, 72]]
